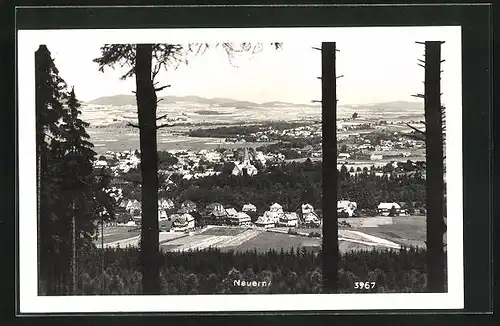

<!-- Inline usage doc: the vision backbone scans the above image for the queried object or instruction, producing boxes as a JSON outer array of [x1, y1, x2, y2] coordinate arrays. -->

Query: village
[[111, 197, 406, 233], [95, 130, 425, 236], [90, 113, 429, 254]]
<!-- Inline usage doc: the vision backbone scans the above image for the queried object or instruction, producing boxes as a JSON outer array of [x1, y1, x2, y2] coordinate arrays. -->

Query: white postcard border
[[17, 26, 464, 313]]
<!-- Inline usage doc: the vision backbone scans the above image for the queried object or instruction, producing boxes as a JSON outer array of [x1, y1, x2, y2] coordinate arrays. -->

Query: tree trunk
[[424, 41, 446, 292], [101, 217, 104, 293], [35, 47, 43, 294], [321, 42, 338, 293], [71, 201, 77, 294], [135, 44, 161, 294]]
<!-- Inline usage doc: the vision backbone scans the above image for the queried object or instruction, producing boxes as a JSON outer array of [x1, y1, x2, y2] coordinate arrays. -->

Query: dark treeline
[[72, 246, 434, 295], [118, 161, 426, 215], [36, 45, 115, 294], [187, 121, 313, 139]]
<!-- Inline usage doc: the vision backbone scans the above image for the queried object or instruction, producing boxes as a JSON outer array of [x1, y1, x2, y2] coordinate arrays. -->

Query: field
[[354, 216, 445, 248], [87, 128, 271, 154], [82, 99, 426, 154], [95, 216, 430, 253]]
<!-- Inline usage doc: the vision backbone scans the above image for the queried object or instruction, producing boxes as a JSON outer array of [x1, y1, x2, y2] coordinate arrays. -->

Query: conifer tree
[[54, 87, 116, 293], [35, 45, 68, 294], [36, 45, 115, 293]]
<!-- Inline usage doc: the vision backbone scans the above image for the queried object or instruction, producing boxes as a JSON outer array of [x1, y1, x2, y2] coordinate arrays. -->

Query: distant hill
[[86, 95, 421, 115], [86, 94, 317, 108], [341, 101, 423, 111], [87, 95, 136, 106]]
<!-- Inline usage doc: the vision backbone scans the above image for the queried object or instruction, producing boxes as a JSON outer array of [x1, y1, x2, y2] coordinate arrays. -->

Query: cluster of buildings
[[337, 132, 423, 162], [234, 124, 322, 143], [94, 147, 280, 179], [116, 196, 378, 232]]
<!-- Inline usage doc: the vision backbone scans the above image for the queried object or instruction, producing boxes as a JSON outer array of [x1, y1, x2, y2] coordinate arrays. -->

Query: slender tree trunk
[[321, 42, 338, 293], [101, 216, 104, 293], [71, 200, 77, 294], [35, 48, 43, 294], [424, 41, 446, 292], [135, 44, 161, 294]]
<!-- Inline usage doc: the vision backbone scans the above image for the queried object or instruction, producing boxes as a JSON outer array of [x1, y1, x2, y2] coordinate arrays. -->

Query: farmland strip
[[345, 230, 400, 247], [217, 229, 262, 247]]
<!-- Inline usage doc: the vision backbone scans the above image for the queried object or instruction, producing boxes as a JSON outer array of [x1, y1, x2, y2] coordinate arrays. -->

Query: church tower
[[243, 146, 251, 164]]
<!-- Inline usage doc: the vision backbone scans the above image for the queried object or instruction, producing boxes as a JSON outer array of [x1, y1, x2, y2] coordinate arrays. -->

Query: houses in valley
[[171, 213, 195, 231], [377, 202, 402, 216], [301, 203, 321, 227], [229, 212, 252, 226], [242, 203, 257, 213], [225, 207, 238, 217], [159, 198, 175, 210], [370, 153, 384, 160], [180, 200, 197, 213], [337, 200, 358, 217], [278, 212, 299, 227], [254, 214, 277, 228]]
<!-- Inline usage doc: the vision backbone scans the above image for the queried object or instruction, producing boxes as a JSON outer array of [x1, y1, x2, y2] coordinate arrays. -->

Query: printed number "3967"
[[354, 282, 376, 289]]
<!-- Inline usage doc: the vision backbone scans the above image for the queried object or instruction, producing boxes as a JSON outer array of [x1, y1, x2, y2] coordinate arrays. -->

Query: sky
[[21, 27, 461, 105]]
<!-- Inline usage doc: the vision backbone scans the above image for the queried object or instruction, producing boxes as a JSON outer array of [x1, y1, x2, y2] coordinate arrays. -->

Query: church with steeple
[[231, 147, 258, 176]]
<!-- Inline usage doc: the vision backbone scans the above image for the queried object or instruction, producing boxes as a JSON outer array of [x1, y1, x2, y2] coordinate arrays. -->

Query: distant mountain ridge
[[85, 95, 422, 111], [86, 95, 318, 108]]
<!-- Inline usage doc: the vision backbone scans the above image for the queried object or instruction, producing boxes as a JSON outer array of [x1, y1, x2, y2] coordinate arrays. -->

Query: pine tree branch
[[157, 123, 174, 130], [127, 122, 140, 129], [406, 123, 426, 135], [152, 64, 162, 81], [154, 85, 171, 92], [157, 98, 164, 105], [156, 114, 168, 121]]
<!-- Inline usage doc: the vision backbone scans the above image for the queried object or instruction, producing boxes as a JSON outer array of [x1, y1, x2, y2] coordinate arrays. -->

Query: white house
[[229, 212, 252, 226], [278, 212, 299, 227], [95, 160, 108, 168], [377, 202, 401, 216], [158, 210, 168, 220], [131, 212, 142, 224], [171, 213, 195, 231], [338, 153, 350, 159], [301, 203, 315, 216], [205, 202, 225, 213], [158, 198, 175, 210], [262, 210, 283, 224], [205, 202, 224, 214], [254, 214, 276, 228], [370, 153, 384, 160], [225, 207, 238, 217], [337, 200, 357, 217], [242, 203, 257, 213], [181, 200, 197, 212], [303, 211, 321, 227], [269, 203, 284, 213], [257, 203, 285, 225], [205, 202, 227, 221], [119, 200, 128, 208], [127, 200, 141, 215]]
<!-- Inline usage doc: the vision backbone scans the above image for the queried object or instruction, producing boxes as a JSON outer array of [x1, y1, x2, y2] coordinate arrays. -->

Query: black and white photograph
[[18, 26, 464, 312]]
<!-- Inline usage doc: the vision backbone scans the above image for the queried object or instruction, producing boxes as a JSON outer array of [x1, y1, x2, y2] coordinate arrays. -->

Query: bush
[[338, 221, 351, 228], [288, 228, 298, 235], [308, 232, 321, 238]]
